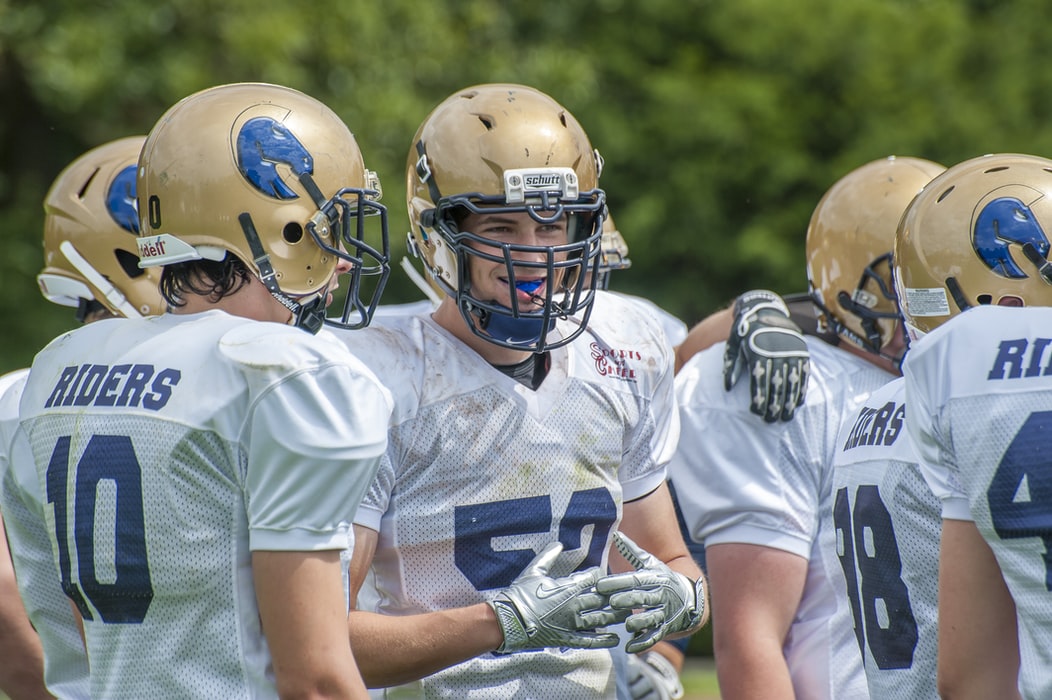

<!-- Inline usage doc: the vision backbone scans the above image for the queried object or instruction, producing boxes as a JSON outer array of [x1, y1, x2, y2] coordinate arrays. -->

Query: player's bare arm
[[936, 520, 1021, 700], [347, 526, 503, 687], [706, 543, 806, 700], [256, 549, 369, 700]]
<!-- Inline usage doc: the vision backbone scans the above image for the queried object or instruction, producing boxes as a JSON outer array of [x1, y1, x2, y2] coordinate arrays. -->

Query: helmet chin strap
[[288, 293, 326, 334], [811, 291, 903, 369], [238, 212, 325, 334]]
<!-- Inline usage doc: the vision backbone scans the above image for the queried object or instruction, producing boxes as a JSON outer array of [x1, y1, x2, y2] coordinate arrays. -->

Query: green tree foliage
[[5, 0, 1052, 372]]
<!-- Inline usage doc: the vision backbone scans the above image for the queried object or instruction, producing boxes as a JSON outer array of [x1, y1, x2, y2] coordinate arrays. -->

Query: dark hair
[[159, 254, 252, 308]]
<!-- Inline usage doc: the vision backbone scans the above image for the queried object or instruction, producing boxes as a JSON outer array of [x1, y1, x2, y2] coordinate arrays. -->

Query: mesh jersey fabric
[[904, 305, 1052, 699], [832, 376, 940, 699], [18, 310, 391, 699], [341, 290, 678, 699], [0, 368, 91, 698]]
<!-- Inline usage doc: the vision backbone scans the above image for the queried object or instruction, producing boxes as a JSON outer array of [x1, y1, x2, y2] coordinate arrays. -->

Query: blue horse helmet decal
[[105, 164, 140, 234], [236, 117, 314, 200], [973, 195, 1051, 278]]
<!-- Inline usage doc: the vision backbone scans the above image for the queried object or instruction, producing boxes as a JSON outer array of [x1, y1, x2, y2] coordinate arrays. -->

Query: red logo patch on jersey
[[590, 342, 641, 382]]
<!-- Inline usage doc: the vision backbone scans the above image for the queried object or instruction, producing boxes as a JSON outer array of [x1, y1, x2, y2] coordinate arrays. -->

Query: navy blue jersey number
[[46, 435, 154, 623], [988, 410, 1052, 590], [454, 487, 617, 590], [834, 485, 918, 669]]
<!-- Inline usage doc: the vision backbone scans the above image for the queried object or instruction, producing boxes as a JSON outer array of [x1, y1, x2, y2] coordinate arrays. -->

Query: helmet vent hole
[[937, 185, 955, 203], [79, 168, 100, 200], [115, 249, 146, 278], [477, 115, 495, 131], [984, 166, 1010, 174], [283, 223, 304, 244], [558, 112, 567, 128], [977, 294, 993, 305]]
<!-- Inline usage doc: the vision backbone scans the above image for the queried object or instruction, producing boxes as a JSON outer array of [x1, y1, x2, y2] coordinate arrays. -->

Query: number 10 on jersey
[[46, 434, 154, 623]]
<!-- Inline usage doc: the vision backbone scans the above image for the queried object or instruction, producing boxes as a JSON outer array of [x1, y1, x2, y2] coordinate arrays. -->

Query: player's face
[[322, 255, 354, 307], [459, 210, 570, 309]]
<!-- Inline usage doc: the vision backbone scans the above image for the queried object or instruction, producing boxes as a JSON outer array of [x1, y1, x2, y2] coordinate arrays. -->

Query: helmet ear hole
[[283, 222, 304, 244], [115, 249, 146, 278]]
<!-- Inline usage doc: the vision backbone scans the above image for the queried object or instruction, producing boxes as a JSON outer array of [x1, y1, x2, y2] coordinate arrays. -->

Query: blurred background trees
[[4, 0, 1052, 372]]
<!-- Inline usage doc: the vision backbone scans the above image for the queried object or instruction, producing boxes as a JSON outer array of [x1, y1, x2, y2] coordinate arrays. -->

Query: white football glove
[[596, 532, 705, 654], [626, 650, 685, 700], [723, 289, 810, 423], [489, 542, 625, 653]]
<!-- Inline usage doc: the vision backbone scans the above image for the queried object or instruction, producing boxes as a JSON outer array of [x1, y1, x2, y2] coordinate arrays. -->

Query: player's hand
[[723, 289, 809, 422], [626, 650, 685, 700], [490, 542, 626, 653], [595, 532, 705, 654]]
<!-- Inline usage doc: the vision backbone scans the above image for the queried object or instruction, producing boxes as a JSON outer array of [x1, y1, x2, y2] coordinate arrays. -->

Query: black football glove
[[723, 290, 810, 422]]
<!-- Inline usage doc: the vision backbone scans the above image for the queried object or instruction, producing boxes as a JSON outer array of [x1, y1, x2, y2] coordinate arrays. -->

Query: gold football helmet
[[137, 82, 390, 332], [38, 136, 165, 320], [405, 83, 605, 351], [895, 153, 1052, 339], [806, 156, 945, 362], [597, 213, 631, 289]]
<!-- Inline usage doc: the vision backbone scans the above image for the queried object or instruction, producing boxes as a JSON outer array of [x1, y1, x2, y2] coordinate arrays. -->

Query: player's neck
[[172, 275, 294, 326]]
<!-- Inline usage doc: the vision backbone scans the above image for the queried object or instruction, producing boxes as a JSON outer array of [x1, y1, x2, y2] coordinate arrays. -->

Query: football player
[[336, 83, 707, 698], [897, 153, 1052, 699], [17, 82, 392, 699], [0, 135, 164, 700], [830, 371, 941, 698], [670, 155, 944, 699]]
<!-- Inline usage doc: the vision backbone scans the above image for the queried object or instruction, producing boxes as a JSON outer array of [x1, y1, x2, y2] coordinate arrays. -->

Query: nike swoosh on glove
[[723, 289, 810, 423], [595, 532, 706, 654], [489, 542, 627, 653]]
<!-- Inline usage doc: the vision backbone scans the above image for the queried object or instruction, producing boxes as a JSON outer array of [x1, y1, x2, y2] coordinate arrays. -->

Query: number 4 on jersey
[[988, 410, 1052, 591]]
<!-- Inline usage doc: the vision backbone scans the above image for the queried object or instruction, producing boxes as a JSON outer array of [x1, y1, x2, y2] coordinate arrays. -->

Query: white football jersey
[[0, 368, 90, 699], [18, 310, 391, 699], [372, 299, 437, 320], [832, 377, 940, 700], [904, 305, 1052, 699], [610, 292, 688, 347], [341, 291, 678, 699], [671, 337, 891, 700]]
